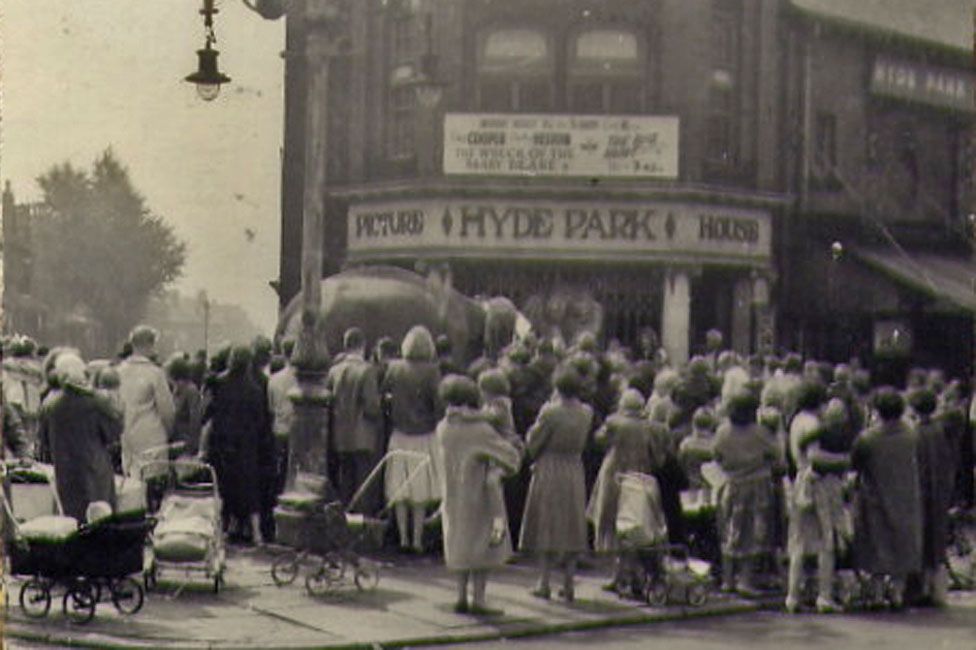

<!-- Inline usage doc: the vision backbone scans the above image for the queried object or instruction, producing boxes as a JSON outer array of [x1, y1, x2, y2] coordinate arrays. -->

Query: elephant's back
[[276, 266, 482, 360]]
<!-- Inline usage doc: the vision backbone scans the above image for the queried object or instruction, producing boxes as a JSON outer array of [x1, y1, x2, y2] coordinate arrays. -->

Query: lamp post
[[186, 0, 232, 101], [278, 0, 350, 506]]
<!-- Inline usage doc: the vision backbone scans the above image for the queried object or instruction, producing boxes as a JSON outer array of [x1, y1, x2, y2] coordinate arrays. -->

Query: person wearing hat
[[36, 352, 121, 522], [587, 387, 668, 594], [519, 366, 594, 603]]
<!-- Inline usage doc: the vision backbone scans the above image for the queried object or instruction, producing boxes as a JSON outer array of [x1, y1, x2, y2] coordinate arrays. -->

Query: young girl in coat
[[478, 368, 524, 546]]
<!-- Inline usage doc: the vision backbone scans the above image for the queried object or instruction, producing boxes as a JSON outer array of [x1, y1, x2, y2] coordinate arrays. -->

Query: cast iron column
[[284, 0, 341, 492]]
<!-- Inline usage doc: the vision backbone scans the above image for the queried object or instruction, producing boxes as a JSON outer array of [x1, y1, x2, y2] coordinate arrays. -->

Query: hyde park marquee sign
[[347, 199, 771, 266]]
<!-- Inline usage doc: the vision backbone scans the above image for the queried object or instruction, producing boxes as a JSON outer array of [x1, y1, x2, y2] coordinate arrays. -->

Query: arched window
[[477, 28, 554, 112], [568, 28, 644, 114]]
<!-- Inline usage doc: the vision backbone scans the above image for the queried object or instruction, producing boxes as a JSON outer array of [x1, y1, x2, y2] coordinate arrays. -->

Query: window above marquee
[[477, 27, 554, 112], [479, 28, 553, 75], [568, 27, 644, 114], [571, 29, 641, 75]]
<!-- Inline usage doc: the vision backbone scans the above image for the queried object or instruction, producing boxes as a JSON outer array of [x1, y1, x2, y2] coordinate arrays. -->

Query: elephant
[[275, 265, 522, 367]]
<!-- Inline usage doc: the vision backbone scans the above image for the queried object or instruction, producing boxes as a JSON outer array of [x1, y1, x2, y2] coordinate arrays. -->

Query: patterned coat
[[519, 396, 593, 554]]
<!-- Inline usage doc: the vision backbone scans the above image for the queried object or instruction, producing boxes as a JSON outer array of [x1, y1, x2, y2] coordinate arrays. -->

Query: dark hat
[[908, 388, 937, 416], [873, 386, 905, 421], [439, 374, 480, 408]]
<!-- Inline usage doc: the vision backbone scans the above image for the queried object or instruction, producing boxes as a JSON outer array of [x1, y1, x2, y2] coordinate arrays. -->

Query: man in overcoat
[[326, 328, 383, 513]]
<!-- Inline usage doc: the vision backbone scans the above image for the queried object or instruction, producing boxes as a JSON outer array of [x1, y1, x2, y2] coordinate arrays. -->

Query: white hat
[[55, 352, 90, 392]]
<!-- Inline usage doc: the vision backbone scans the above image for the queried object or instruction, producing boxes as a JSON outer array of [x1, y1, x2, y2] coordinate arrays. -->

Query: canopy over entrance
[[852, 247, 976, 313]]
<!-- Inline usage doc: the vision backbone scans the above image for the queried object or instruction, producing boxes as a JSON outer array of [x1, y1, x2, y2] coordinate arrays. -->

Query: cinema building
[[270, 0, 973, 369]]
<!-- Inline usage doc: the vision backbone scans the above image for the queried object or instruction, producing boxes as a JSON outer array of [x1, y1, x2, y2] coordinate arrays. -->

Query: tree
[[32, 150, 186, 355]]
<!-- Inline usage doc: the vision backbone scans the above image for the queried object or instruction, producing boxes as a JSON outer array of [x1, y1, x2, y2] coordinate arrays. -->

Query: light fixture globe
[[186, 45, 231, 101]]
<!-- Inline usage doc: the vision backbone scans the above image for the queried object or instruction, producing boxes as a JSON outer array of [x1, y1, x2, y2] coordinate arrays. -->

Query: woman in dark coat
[[519, 366, 593, 602], [912, 389, 955, 605], [204, 345, 272, 544], [852, 387, 923, 607], [37, 352, 120, 522]]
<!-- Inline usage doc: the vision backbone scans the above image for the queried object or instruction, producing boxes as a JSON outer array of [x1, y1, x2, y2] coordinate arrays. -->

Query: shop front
[[342, 192, 775, 363]]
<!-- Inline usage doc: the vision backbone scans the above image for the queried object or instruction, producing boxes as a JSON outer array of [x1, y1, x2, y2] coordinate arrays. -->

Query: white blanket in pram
[[616, 472, 668, 548], [153, 495, 217, 562]]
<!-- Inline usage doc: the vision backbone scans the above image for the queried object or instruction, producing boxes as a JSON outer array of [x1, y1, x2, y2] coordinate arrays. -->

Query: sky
[[1, 1, 286, 334]]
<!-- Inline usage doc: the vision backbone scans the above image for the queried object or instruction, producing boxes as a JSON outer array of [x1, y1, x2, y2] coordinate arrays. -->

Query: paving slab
[[2, 546, 760, 649]]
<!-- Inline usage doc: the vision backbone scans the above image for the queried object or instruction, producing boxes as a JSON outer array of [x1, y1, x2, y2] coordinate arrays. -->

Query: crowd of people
[[2, 321, 974, 616]]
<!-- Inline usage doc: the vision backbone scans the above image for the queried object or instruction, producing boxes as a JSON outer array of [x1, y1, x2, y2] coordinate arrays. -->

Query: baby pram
[[271, 450, 430, 597], [1, 462, 152, 625], [140, 459, 225, 595], [612, 471, 713, 607]]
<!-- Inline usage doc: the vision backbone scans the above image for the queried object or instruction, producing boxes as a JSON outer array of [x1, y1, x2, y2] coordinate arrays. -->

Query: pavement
[[1, 545, 760, 649]]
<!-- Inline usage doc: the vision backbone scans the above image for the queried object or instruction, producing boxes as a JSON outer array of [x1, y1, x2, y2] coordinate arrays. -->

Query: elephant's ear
[[483, 297, 518, 358]]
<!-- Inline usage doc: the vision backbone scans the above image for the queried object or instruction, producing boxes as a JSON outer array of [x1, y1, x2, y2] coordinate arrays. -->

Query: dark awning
[[852, 247, 976, 313]]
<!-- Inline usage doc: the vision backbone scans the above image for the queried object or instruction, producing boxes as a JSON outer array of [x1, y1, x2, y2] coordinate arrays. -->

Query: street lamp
[[186, 0, 231, 101], [403, 15, 447, 109]]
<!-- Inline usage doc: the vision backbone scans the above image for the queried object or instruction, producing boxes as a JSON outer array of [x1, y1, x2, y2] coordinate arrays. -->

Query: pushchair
[[140, 459, 226, 595], [611, 471, 713, 607], [1, 463, 152, 625], [271, 450, 430, 597]]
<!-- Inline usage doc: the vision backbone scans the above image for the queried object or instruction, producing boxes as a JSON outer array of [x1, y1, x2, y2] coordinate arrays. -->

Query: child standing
[[478, 368, 524, 546], [678, 407, 717, 510]]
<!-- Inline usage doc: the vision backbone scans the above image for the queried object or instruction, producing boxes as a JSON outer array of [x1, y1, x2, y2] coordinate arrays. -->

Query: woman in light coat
[[436, 375, 521, 615], [117, 326, 175, 476]]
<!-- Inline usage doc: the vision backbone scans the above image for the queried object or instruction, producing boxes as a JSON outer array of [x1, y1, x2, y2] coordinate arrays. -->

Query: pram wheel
[[271, 553, 300, 586], [306, 553, 344, 597], [354, 560, 380, 591], [63, 581, 96, 625], [19, 579, 52, 619], [687, 583, 708, 607], [111, 578, 145, 615], [645, 579, 669, 607]]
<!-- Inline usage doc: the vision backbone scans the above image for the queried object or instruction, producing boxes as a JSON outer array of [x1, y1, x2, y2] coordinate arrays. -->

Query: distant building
[[268, 0, 974, 375], [781, 0, 975, 380], [143, 290, 264, 361]]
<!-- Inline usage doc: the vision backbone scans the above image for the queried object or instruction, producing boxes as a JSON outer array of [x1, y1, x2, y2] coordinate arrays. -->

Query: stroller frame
[[271, 449, 430, 597], [139, 458, 226, 596], [1, 462, 150, 625]]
